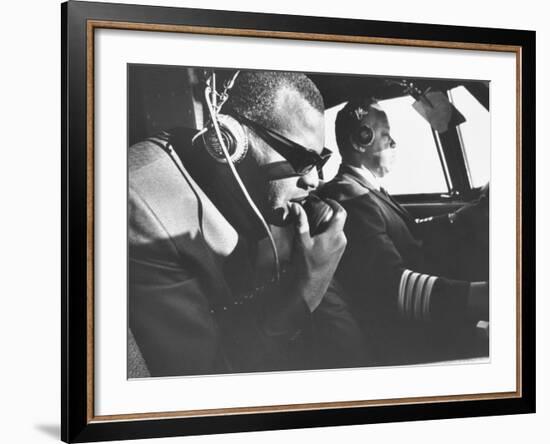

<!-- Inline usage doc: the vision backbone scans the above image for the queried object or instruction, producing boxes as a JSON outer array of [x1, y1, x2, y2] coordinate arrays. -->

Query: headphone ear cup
[[203, 114, 248, 164], [354, 124, 374, 146]]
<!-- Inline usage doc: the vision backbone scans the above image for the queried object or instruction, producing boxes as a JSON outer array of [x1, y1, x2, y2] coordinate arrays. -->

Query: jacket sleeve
[[341, 196, 471, 324]]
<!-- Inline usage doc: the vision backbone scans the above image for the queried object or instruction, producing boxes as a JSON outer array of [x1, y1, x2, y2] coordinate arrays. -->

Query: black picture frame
[[61, 1, 536, 442]]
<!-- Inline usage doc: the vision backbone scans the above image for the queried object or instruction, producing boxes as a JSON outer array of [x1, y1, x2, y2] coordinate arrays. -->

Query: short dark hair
[[335, 97, 379, 159], [224, 70, 324, 129]]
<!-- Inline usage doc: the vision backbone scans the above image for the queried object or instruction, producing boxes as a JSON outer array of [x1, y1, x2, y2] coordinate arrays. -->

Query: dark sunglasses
[[232, 113, 331, 177]]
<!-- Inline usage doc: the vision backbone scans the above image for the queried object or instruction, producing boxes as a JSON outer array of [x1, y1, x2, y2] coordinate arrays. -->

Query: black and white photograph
[[127, 65, 490, 379]]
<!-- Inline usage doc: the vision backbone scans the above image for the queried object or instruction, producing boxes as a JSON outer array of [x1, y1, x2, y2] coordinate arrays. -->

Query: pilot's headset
[[349, 98, 379, 148], [194, 70, 281, 281]]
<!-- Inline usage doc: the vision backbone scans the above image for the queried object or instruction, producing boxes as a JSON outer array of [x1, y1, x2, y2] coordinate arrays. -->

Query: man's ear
[[349, 135, 367, 153]]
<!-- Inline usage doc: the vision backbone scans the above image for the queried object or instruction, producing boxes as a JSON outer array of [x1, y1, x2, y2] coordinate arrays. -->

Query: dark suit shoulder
[[320, 173, 371, 203]]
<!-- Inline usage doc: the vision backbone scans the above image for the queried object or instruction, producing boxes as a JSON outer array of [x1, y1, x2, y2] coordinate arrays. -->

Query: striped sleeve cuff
[[397, 269, 438, 321]]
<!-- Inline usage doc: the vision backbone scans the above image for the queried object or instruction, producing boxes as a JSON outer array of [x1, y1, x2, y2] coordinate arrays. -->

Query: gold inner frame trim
[[86, 19, 523, 423]]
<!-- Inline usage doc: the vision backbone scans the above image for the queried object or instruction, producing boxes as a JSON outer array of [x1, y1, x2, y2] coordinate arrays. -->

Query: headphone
[[202, 114, 249, 164], [350, 104, 375, 148], [198, 71, 249, 165]]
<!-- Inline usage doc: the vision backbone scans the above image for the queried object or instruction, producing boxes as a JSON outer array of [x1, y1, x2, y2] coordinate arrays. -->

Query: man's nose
[[297, 168, 320, 190], [389, 136, 396, 149]]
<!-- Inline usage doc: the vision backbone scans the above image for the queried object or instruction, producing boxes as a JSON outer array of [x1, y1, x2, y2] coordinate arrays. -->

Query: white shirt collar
[[347, 165, 382, 191]]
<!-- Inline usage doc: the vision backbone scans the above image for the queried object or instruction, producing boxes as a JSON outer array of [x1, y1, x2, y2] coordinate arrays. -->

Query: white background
[[0, 0, 546, 443], [95, 28, 516, 415]]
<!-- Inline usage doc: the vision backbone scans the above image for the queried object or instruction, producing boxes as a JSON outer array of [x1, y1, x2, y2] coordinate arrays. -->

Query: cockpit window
[[375, 95, 448, 195], [449, 86, 491, 188]]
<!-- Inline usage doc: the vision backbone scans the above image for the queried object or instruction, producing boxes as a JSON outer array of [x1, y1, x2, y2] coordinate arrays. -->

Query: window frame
[[393, 90, 488, 203]]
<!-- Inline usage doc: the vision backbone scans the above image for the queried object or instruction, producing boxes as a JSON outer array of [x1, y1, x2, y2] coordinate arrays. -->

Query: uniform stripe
[[423, 276, 438, 321], [404, 272, 419, 319], [413, 274, 429, 320], [398, 271, 440, 321], [408, 273, 423, 319], [398, 269, 413, 315]]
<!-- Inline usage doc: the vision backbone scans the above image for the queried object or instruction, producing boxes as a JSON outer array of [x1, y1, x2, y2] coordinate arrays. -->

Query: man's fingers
[[321, 198, 347, 232], [290, 203, 310, 236]]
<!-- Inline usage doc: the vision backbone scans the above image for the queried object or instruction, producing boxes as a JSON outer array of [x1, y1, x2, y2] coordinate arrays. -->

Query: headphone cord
[[203, 86, 281, 283]]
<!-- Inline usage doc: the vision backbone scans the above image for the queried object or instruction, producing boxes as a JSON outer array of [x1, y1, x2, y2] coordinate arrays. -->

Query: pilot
[[321, 97, 489, 365], [128, 70, 366, 377]]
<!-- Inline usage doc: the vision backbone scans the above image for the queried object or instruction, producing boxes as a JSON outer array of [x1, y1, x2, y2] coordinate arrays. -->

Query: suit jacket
[[129, 130, 365, 377], [321, 164, 472, 365]]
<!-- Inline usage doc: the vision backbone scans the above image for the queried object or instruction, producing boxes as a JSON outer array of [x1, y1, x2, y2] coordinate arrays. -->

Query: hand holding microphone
[[289, 197, 347, 312]]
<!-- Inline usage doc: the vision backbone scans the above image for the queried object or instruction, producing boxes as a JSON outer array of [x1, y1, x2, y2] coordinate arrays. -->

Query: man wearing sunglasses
[[128, 70, 365, 378]]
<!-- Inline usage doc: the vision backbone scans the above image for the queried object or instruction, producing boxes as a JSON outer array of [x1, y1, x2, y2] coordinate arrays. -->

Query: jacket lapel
[[339, 164, 414, 223]]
